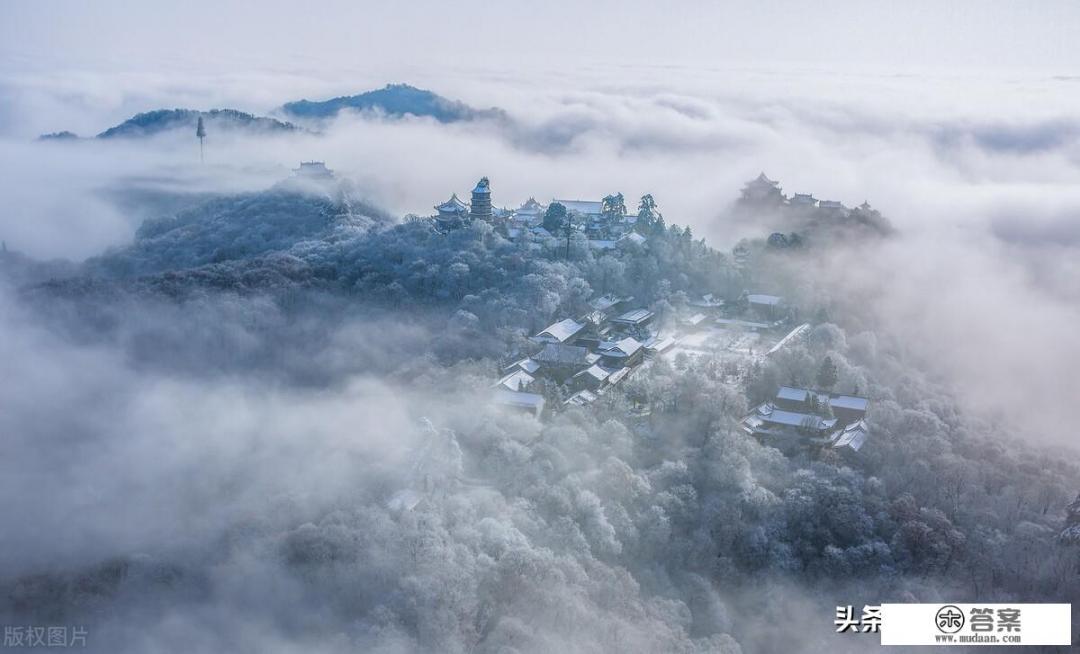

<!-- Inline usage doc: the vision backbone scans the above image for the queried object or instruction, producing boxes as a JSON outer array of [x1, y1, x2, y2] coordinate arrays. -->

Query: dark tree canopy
[[543, 201, 568, 233], [816, 355, 839, 390], [602, 192, 626, 220]]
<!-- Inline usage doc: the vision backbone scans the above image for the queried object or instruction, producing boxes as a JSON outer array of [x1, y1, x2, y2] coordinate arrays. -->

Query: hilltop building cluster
[[739, 172, 883, 222], [435, 177, 494, 228], [426, 174, 873, 454], [494, 294, 666, 416], [433, 177, 650, 251], [740, 385, 870, 455]]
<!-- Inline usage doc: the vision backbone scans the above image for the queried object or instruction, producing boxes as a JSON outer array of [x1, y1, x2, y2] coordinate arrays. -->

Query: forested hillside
[[2, 179, 1076, 653]]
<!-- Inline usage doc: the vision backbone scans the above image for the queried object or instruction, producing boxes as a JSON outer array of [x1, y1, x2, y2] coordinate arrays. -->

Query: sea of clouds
[[2, 64, 1077, 436], [0, 62, 1078, 652]]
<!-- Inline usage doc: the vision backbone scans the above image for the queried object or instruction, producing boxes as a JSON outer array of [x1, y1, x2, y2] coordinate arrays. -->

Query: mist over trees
[[0, 176, 1078, 654]]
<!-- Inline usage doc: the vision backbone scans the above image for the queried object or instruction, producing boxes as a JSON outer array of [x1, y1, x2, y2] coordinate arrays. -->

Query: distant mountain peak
[[95, 108, 299, 139], [280, 82, 505, 123], [38, 84, 503, 143]]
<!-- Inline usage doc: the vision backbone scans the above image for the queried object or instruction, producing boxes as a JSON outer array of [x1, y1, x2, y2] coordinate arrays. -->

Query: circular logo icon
[[936, 605, 965, 634]]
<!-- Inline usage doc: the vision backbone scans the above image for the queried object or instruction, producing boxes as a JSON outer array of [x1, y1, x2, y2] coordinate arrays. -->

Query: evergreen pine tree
[[543, 202, 567, 233], [816, 356, 839, 390]]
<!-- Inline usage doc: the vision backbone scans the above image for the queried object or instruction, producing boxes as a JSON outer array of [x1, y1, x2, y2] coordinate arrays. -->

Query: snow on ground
[[663, 327, 767, 362]]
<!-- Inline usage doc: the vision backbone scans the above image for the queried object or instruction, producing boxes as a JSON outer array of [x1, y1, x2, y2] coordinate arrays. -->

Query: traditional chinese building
[[554, 199, 604, 221], [853, 201, 882, 221], [514, 197, 545, 226], [435, 193, 470, 229], [293, 161, 334, 179], [741, 386, 870, 453], [470, 177, 492, 222], [740, 172, 784, 204]]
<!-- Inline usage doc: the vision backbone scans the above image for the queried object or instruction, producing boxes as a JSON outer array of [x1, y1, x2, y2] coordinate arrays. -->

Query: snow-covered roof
[[566, 389, 598, 406], [755, 403, 835, 431], [774, 386, 869, 418], [505, 357, 541, 375], [752, 172, 778, 186], [777, 386, 809, 403], [645, 335, 677, 353], [619, 232, 647, 246], [740, 414, 764, 434], [536, 318, 585, 343], [589, 294, 620, 312], [747, 294, 783, 306], [589, 240, 617, 250], [574, 364, 610, 383], [519, 197, 543, 211], [495, 369, 535, 392], [613, 308, 654, 325], [554, 199, 603, 216], [831, 419, 869, 451], [472, 177, 490, 194], [790, 193, 817, 204], [819, 200, 844, 209], [606, 367, 631, 385], [834, 429, 867, 451], [436, 193, 468, 212], [829, 395, 869, 412], [604, 337, 642, 358], [686, 313, 706, 325]]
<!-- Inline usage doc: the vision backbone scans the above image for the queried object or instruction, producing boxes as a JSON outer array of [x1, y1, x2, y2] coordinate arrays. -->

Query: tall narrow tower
[[470, 177, 492, 222], [196, 116, 206, 163]]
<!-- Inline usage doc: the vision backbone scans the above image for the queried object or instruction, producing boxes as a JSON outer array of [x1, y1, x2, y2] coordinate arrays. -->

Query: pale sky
[[2, 0, 1078, 76]]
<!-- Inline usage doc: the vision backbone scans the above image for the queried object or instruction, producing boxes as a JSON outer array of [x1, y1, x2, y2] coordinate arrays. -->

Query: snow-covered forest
[[2, 170, 1078, 653]]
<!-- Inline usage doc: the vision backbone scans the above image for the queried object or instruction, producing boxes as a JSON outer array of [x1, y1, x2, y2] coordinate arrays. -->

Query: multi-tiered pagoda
[[470, 177, 492, 222]]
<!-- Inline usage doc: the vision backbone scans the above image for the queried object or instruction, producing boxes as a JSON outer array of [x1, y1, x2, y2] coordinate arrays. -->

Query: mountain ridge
[[280, 83, 506, 122], [39, 83, 505, 141]]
